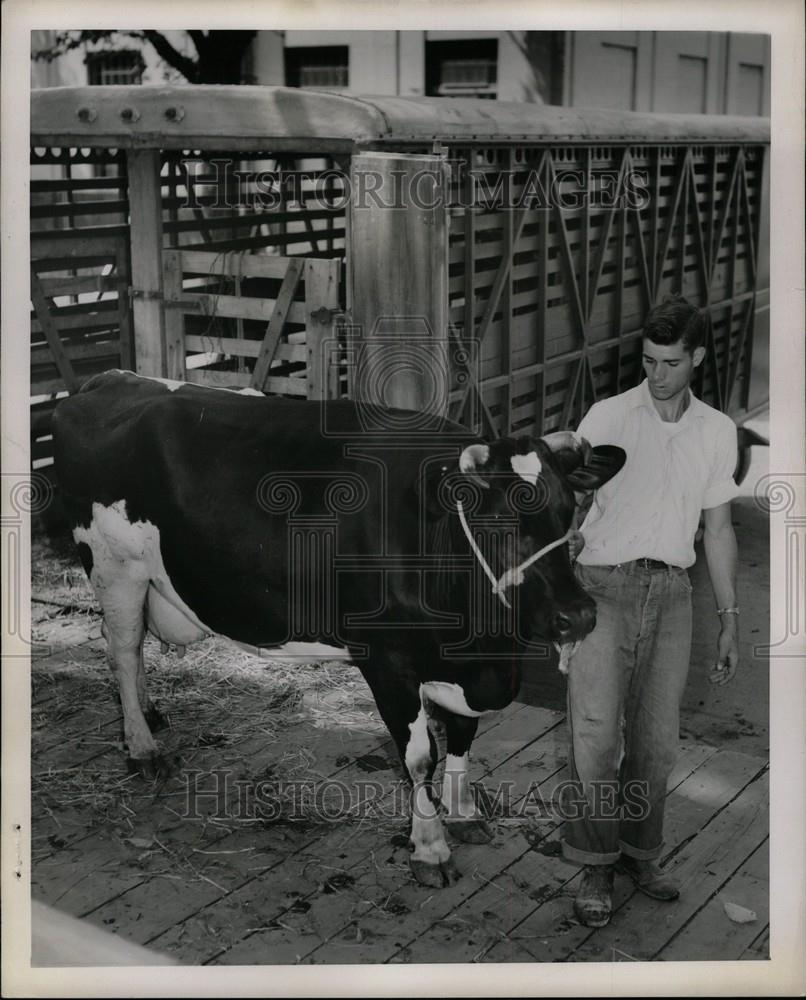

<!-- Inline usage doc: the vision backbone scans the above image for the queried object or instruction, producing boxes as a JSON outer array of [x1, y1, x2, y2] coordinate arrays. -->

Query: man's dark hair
[[643, 294, 706, 354]]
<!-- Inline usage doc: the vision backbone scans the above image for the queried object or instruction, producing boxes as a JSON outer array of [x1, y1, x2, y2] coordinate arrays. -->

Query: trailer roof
[[30, 85, 770, 151]]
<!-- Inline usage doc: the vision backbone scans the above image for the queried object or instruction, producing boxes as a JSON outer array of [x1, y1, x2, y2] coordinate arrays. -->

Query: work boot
[[573, 864, 614, 928], [617, 855, 680, 900]]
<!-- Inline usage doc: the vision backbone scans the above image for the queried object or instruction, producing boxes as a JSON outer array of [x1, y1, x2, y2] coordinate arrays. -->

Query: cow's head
[[455, 432, 625, 645]]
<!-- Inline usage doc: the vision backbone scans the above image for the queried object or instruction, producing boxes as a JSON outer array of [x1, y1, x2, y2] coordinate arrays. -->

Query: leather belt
[[632, 557, 671, 571]]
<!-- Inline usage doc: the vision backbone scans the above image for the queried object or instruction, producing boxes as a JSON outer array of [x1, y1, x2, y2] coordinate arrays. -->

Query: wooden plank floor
[[31, 616, 770, 966]]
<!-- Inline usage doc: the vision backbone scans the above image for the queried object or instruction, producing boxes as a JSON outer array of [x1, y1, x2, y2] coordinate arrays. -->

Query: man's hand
[[703, 502, 739, 686], [567, 529, 585, 561], [709, 619, 739, 685]]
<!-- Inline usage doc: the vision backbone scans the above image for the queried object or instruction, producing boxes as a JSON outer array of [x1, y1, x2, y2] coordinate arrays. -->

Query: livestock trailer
[[30, 85, 769, 472]]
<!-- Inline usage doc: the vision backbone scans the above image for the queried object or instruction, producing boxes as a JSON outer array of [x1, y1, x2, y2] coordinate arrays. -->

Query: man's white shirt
[[576, 379, 740, 569]]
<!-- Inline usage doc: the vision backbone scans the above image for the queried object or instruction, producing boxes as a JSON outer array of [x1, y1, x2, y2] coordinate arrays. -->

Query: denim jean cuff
[[618, 838, 663, 861], [561, 838, 621, 866]]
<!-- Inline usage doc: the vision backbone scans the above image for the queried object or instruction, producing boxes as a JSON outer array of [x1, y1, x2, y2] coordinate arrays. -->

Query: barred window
[[426, 39, 498, 99], [285, 46, 349, 90], [85, 50, 145, 86]]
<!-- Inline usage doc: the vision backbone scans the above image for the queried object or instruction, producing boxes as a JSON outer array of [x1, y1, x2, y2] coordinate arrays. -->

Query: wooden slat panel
[[169, 291, 306, 326], [31, 304, 122, 337], [178, 232, 346, 255], [164, 207, 342, 234], [178, 250, 299, 280], [251, 258, 305, 389], [185, 368, 307, 396], [31, 363, 119, 397], [30, 228, 128, 260], [30, 339, 121, 368], [30, 199, 129, 220], [31, 176, 125, 193], [30, 270, 79, 393], [185, 334, 306, 363], [37, 274, 121, 299], [27, 254, 124, 274]]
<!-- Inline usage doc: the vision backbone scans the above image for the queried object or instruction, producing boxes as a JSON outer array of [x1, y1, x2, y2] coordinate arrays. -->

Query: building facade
[[31, 29, 770, 116]]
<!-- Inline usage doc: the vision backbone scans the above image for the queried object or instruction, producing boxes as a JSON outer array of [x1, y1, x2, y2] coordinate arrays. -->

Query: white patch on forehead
[[511, 451, 542, 485]]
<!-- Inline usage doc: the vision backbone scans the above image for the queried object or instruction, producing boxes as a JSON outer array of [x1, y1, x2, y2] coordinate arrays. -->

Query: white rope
[[456, 500, 510, 607], [456, 501, 572, 608]]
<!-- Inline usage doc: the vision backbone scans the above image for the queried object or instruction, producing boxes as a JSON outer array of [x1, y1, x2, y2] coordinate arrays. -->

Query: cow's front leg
[[405, 699, 460, 888], [359, 658, 461, 888], [441, 713, 494, 844]]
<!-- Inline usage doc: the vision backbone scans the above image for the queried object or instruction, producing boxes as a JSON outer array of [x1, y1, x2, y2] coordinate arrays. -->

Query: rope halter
[[455, 500, 572, 610]]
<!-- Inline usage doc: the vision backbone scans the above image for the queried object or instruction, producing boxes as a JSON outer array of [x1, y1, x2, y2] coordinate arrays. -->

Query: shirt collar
[[633, 378, 707, 424]]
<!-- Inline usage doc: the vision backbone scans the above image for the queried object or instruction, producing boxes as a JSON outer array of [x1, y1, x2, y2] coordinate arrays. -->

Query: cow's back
[[51, 371, 471, 646]]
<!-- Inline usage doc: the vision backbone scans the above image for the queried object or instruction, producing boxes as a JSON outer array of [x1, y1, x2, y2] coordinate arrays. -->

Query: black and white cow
[[52, 370, 624, 887]]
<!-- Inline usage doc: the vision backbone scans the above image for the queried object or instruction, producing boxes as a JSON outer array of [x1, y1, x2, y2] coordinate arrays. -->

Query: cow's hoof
[[445, 817, 494, 844], [144, 704, 168, 733], [126, 753, 179, 780], [410, 856, 462, 888]]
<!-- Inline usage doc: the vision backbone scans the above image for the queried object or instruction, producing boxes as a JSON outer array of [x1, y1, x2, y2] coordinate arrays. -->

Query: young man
[[563, 295, 740, 928]]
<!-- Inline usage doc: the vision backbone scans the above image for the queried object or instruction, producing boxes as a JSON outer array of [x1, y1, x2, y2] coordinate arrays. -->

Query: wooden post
[[126, 149, 166, 377], [161, 249, 186, 381], [305, 257, 341, 400], [349, 152, 449, 418]]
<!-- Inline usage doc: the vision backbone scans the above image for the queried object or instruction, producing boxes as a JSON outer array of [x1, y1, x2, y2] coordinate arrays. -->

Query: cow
[[52, 370, 625, 887]]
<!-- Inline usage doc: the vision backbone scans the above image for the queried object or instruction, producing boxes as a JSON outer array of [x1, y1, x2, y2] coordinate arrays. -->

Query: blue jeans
[[561, 561, 693, 865]]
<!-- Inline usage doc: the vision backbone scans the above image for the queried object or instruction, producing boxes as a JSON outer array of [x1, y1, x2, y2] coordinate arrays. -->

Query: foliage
[[31, 30, 258, 85]]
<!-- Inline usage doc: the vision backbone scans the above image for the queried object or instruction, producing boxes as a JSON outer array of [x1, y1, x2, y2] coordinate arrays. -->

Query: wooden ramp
[[31, 618, 769, 967]]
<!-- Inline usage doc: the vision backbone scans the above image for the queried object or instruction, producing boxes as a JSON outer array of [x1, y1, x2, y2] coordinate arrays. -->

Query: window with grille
[[285, 46, 349, 89], [86, 50, 145, 86], [426, 39, 498, 99]]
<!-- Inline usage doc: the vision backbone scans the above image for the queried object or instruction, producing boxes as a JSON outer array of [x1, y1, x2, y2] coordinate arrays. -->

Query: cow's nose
[[552, 601, 596, 641]]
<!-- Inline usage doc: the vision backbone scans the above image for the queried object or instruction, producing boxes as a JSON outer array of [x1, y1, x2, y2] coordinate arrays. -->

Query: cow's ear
[[539, 431, 592, 476], [565, 445, 626, 490], [540, 432, 625, 490], [459, 444, 491, 490]]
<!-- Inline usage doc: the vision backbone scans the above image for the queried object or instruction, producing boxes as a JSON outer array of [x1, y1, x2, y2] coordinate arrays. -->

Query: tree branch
[[507, 30, 529, 60], [141, 30, 200, 82]]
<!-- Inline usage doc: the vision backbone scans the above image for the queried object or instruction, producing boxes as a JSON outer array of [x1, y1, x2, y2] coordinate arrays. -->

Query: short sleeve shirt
[[576, 379, 740, 569]]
